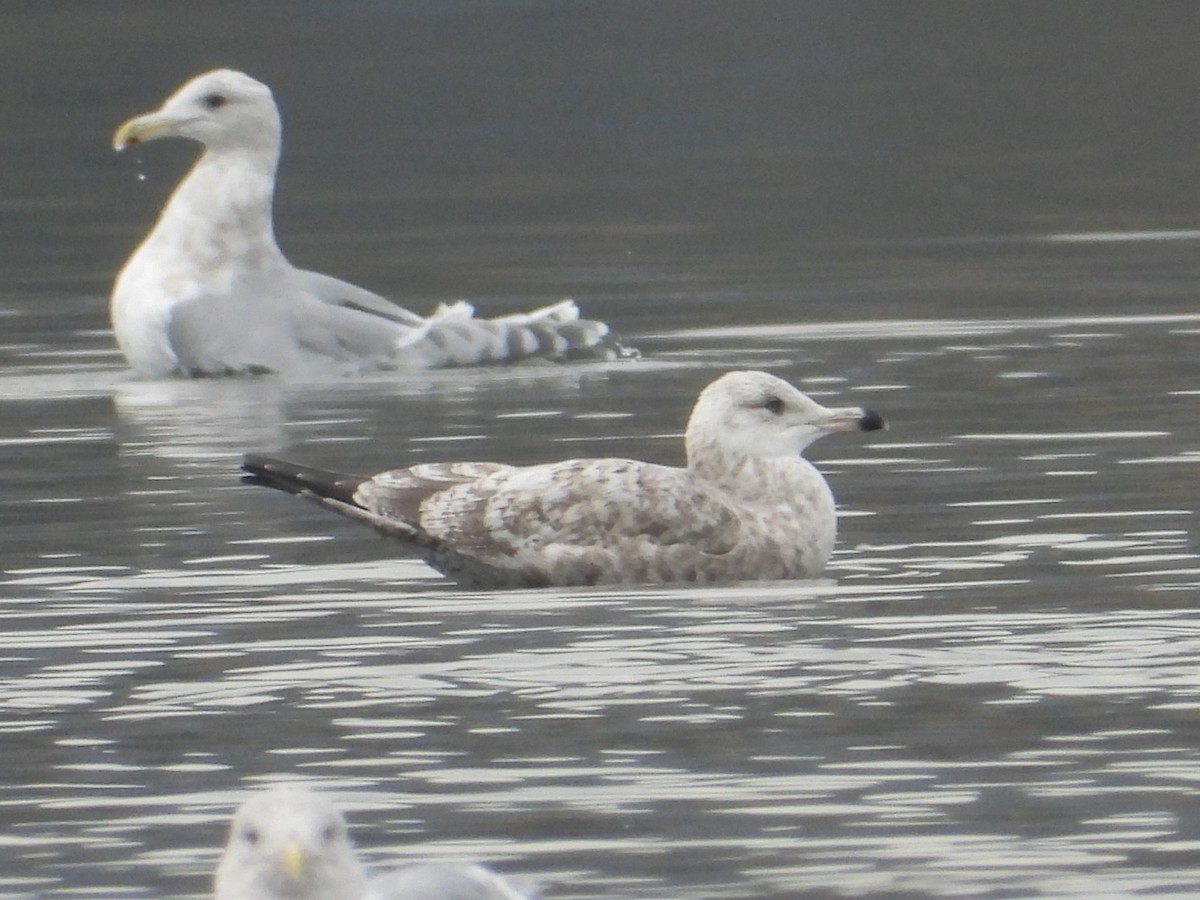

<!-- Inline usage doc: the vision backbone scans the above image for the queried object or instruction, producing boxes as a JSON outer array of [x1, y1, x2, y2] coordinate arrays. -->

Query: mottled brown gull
[[111, 69, 620, 378], [214, 786, 535, 900], [241, 370, 885, 588]]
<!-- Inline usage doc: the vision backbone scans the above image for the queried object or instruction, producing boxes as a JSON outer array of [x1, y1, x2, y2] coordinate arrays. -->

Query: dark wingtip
[[239, 453, 366, 503], [240, 453, 304, 495], [860, 409, 887, 432], [240, 452, 278, 478]]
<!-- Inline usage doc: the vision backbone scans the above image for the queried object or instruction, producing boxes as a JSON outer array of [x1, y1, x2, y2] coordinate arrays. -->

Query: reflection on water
[[1, 308, 1199, 897]]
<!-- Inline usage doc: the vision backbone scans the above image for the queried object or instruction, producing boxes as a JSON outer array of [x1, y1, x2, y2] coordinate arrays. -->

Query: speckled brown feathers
[[241, 371, 885, 588]]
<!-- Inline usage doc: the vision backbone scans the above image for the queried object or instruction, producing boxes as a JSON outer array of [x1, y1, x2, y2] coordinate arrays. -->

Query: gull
[[111, 69, 620, 377], [214, 786, 534, 900], [241, 370, 885, 588]]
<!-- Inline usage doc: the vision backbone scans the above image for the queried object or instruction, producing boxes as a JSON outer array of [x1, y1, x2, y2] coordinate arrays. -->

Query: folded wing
[[358, 459, 744, 583]]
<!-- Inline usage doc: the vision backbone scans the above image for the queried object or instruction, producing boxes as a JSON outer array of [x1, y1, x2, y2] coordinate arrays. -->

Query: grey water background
[[3, 2, 1200, 897]]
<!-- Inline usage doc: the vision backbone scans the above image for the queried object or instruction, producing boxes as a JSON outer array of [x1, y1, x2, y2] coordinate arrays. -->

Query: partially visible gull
[[241, 370, 886, 588], [213, 786, 535, 900], [111, 69, 621, 377]]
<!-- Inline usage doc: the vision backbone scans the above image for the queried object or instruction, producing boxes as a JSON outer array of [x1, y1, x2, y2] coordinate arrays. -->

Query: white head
[[685, 370, 885, 469], [214, 786, 367, 900], [113, 69, 280, 155]]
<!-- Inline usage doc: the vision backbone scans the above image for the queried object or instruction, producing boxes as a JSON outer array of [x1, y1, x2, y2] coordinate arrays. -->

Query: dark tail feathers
[[241, 454, 366, 506]]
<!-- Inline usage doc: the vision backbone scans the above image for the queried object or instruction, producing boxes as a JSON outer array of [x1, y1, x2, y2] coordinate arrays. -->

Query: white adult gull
[[214, 785, 534, 900], [111, 69, 620, 378], [241, 370, 886, 588]]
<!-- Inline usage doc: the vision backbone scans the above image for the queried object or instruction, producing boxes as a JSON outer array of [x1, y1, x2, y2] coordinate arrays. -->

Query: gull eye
[[763, 396, 785, 415], [320, 824, 338, 843], [201, 93, 229, 111], [242, 826, 261, 846]]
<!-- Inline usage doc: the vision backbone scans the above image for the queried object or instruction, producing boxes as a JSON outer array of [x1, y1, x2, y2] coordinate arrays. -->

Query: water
[[3, 4, 1200, 898]]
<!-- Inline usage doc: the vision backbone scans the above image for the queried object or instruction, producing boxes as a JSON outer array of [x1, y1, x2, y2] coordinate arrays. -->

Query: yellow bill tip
[[282, 842, 306, 879], [112, 113, 175, 152], [112, 118, 139, 152]]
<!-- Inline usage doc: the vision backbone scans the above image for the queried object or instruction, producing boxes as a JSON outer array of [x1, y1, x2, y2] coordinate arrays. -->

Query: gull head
[[686, 370, 885, 466], [214, 786, 366, 900], [113, 69, 279, 153]]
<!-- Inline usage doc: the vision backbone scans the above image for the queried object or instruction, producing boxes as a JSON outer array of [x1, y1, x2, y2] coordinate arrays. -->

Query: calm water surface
[[3, 307, 1198, 898], [3, 4, 1200, 899]]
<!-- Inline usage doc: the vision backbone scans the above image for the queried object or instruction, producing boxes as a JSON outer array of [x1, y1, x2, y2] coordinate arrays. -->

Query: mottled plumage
[[242, 371, 885, 588], [214, 786, 534, 900], [111, 69, 621, 377]]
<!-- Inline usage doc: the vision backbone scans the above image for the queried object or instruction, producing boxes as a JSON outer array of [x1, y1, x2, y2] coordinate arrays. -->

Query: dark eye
[[763, 396, 785, 415], [201, 93, 228, 111], [242, 826, 260, 846], [320, 824, 338, 843]]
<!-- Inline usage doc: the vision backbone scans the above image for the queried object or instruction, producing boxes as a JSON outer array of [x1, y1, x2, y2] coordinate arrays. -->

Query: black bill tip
[[859, 409, 887, 432]]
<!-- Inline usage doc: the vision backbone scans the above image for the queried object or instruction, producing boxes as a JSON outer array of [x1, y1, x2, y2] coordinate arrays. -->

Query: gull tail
[[241, 454, 421, 543], [240, 454, 366, 503], [399, 299, 635, 368]]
